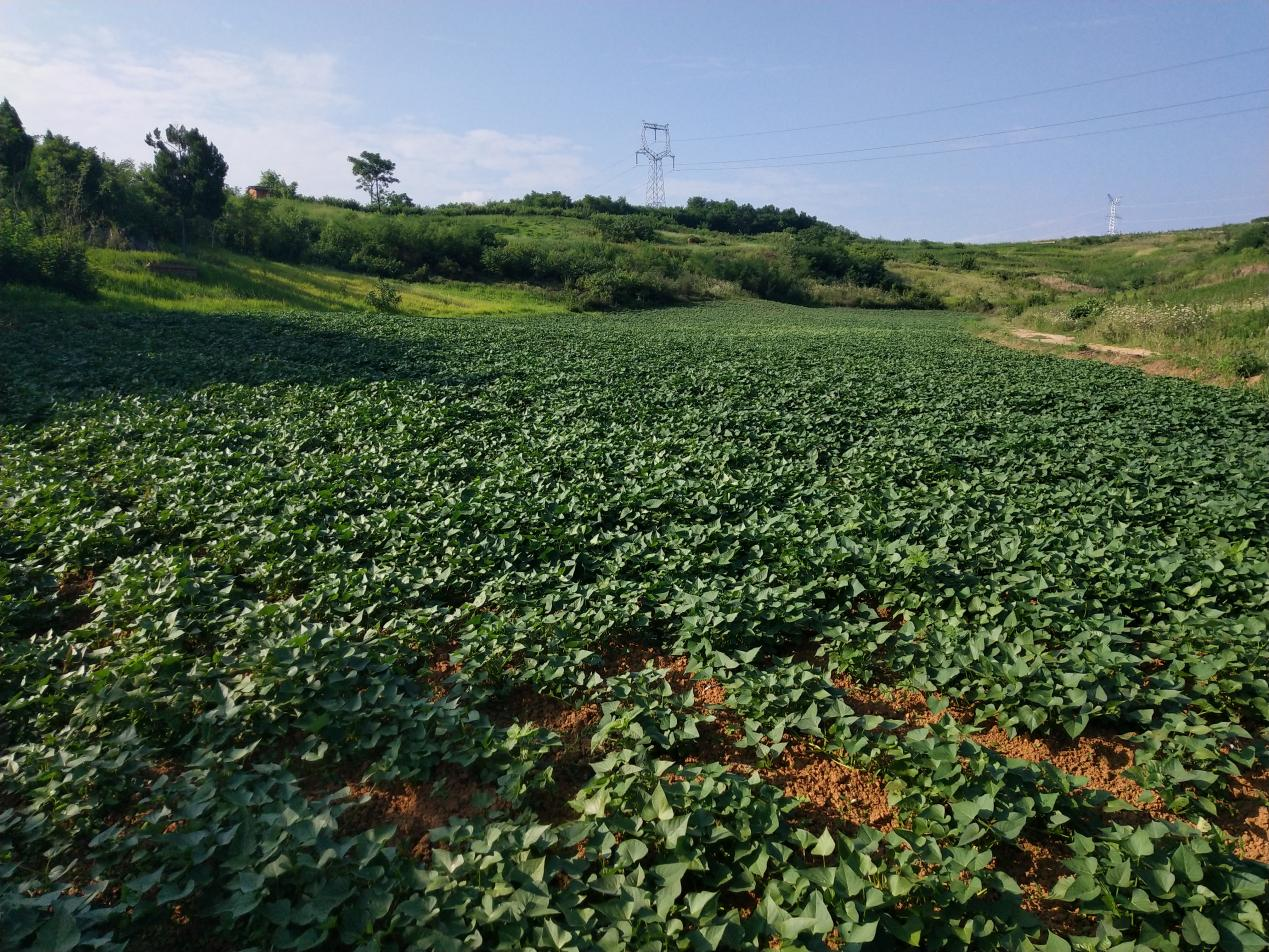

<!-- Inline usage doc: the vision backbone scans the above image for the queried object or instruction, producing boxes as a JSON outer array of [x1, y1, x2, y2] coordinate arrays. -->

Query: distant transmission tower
[[635, 121, 674, 207], [1106, 194, 1122, 235]]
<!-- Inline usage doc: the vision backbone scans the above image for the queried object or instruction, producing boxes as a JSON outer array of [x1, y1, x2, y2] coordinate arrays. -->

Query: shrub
[[219, 196, 319, 262], [672, 196, 822, 235], [481, 241, 612, 284], [593, 214, 658, 242], [365, 278, 402, 312], [568, 269, 677, 311], [1225, 350, 1267, 379], [1229, 221, 1269, 252], [0, 207, 94, 296], [300, 213, 495, 278], [810, 282, 944, 310], [1067, 298, 1105, 325], [945, 291, 992, 312], [790, 226, 892, 286], [700, 251, 808, 304]]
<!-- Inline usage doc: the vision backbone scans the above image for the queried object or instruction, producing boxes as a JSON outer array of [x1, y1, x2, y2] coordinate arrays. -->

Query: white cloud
[[0, 30, 594, 204]]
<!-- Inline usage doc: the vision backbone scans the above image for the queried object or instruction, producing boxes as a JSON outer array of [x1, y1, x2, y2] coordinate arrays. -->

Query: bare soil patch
[[1013, 329, 1075, 345], [765, 740, 894, 833], [1011, 329, 1153, 358], [974, 726, 1158, 810], [1221, 771, 1269, 863], [994, 327, 1235, 383], [499, 684, 600, 735], [1035, 275, 1100, 294], [1234, 262, 1269, 278], [994, 837, 1093, 937], [341, 768, 501, 861], [835, 678, 942, 728]]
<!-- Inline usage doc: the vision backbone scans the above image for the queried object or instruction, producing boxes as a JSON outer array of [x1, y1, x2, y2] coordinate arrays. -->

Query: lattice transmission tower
[[1106, 194, 1122, 235], [635, 121, 674, 207]]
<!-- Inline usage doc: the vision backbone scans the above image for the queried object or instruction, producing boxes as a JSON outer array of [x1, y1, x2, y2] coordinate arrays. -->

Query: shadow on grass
[[92, 252, 363, 312], [0, 304, 478, 425]]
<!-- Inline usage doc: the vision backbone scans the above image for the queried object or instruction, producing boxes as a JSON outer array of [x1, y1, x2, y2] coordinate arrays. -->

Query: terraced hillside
[[2, 301, 1267, 950]]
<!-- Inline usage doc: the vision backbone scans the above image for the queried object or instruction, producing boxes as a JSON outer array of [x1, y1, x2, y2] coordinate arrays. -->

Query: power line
[[579, 156, 637, 187], [1129, 213, 1263, 225], [591, 162, 643, 191], [679, 45, 1269, 142], [963, 212, 1104, 241], [1124, 194, 1264, 209], [674, 105, 1269, 172], [683, 89, 1267, 167], [964, 197, 1264, 241]]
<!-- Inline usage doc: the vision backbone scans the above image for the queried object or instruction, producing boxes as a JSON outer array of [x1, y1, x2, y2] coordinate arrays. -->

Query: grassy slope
[[4, 201, 1263, 387], [884, 227, 1269, 387], [0, 246, 560, 317]]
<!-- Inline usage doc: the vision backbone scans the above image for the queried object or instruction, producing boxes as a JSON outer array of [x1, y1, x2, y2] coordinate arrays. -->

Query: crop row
[[2, 301, 1266, 949]]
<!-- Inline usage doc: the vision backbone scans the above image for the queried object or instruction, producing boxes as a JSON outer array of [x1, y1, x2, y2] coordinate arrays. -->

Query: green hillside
[[4, 186, 1266, 388], [882, 224, 1269, 385]]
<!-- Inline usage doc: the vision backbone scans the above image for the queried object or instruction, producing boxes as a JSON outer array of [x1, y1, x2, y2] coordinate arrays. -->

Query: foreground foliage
[[1, 301, 1266, 950]]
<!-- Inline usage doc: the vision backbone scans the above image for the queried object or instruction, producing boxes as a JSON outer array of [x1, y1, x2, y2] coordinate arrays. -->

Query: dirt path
[[1011, 329, 1153, 358], [993, 327, 1231, 384]]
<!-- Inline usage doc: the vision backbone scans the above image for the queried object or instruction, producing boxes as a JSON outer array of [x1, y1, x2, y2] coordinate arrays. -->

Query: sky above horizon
[[2, 1, 1266, 242]]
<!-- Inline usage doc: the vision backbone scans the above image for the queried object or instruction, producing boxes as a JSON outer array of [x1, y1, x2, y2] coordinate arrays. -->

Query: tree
[[382, 191, 415, 213], [347, 151, 398, 210], [31, 133, 105, 229], [0, 99, 35, 203], [145, 124, 228, 252], [257, 168, 298, 198]]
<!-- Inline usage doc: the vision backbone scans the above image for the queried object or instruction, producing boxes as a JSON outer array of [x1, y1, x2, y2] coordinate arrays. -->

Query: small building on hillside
[[246, 185, 273, 200]]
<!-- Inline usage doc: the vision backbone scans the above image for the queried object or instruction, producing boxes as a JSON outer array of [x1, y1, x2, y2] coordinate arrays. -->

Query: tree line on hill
[[0, 99, 936, 309]]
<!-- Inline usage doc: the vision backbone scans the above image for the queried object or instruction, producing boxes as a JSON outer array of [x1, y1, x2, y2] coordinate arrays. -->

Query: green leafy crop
[[2, 300, 1266, 949]]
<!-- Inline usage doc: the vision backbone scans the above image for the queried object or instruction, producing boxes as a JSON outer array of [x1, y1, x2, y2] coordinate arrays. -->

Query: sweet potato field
[[2, 301, 1267, 950]]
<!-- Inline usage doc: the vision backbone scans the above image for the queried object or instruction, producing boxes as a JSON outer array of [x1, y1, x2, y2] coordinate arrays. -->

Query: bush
[[568, 269, 677, 311], [481, 241, 612, 284], [1067, 298, 1105, 325], [364, 278, 402, 312], [673, 196, 822, 235], [700, 251, 808, 304], [593, 214, 658, 242], [0, 208, 94, 296], [810, 282, 944, 310], [945, 291, 992, 312], [310, 214, 497, 278], [1225, 350, 1267, 379], [218, 197, 318, 262], [790, 226, 891, 286], [1229, 221, 1269, 252]]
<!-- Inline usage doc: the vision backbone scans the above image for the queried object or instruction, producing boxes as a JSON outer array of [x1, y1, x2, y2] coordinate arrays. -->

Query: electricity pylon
[[1107, 194, 1122, 235], [635, 122, 674, 207]]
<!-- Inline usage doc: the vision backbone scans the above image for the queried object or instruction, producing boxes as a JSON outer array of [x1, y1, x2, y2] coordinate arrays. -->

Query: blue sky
[[1, 1, 1265, 241]]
